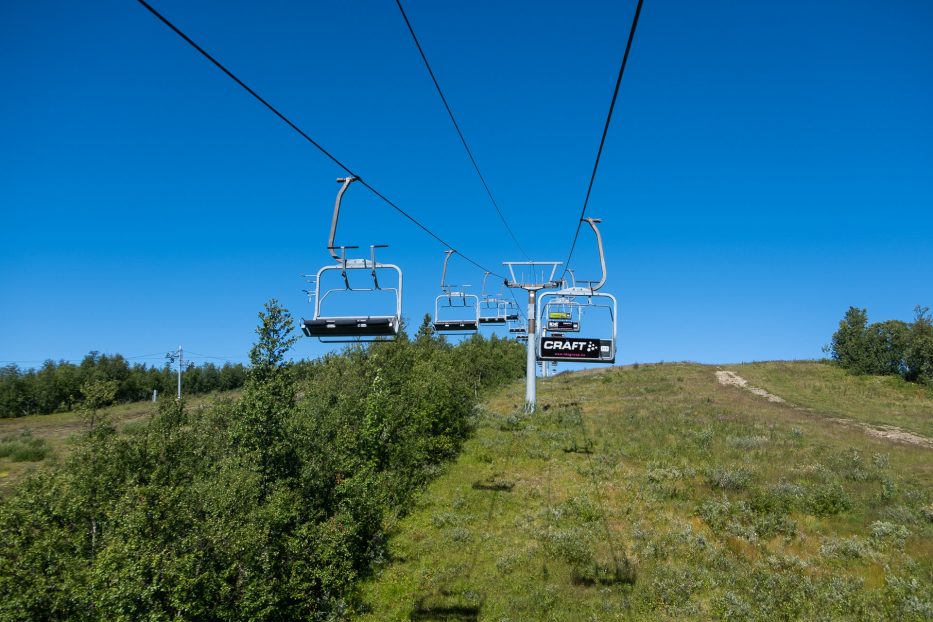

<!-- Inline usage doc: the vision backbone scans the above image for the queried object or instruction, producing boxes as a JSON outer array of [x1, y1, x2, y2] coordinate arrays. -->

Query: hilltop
[[358, 361, 932, 620]]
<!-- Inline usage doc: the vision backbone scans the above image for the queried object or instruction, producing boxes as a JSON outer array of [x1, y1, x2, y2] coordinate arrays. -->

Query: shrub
[[869, 521, 910, 549], [820, 536, 873, 561], [0, 301, 526, 620], [750, 481, 804, 515], [707, 466, 753, 491], [804, 481, 852, 516]]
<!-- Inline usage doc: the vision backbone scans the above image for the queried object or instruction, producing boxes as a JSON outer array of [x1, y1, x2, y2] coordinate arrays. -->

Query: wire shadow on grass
[[560, 392, 636, 587], [409, 406, 525, 619]]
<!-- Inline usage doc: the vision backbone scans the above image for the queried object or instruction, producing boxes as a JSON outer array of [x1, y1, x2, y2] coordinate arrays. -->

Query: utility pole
[[504, 262, 561, 413], [166, 346, 183, 400]]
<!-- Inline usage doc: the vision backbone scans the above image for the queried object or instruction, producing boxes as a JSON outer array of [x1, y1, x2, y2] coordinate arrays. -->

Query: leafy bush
[[820, 536, 874, 561], [804, 481, 852, 516], [0, 301, 526, 620], [707, 466, 753, 491], [869, 520, 910, 550]]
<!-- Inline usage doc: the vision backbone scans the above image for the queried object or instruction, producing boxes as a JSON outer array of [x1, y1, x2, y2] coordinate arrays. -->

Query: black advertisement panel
[[538, 337, 614, 363], [546, 320, 579, 332]]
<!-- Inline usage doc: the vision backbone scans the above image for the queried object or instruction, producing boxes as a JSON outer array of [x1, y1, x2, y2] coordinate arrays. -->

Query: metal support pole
[[525, 290, 537, 413], [177, 345, 183, 400], [503, 260, 562, 416]]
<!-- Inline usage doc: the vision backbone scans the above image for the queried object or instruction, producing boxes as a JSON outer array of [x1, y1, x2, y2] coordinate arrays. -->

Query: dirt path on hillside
[[715, 370, 933, 450], [715, 371, 787, 403]]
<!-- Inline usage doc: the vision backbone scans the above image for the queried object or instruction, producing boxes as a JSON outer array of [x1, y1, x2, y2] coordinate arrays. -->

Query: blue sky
[[2, 0, 931, 368]]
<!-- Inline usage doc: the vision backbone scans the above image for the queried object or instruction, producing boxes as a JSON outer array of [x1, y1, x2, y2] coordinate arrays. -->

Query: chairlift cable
[[395, 0, 531, 261], [560, 0, 644, 280], [136, 0, 506, 280]]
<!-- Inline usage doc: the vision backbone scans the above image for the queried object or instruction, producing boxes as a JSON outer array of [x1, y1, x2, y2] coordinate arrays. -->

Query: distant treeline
[[0, 353, 248, 418], [0, 304, 527, 619], [830, 305, 933, 385]]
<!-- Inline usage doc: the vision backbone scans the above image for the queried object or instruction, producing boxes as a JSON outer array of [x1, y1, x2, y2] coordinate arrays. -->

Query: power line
[[125, 351, 168, 359], [395, 0, 531, 261], [561, 0, 644, 279], [185, 350, 246, 361], [135, 0, 505, 280]]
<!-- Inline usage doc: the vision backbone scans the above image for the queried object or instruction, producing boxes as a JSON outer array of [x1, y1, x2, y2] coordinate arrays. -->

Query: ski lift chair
[[508, 318, 528, 334], [477, 273, 507, 326], [477, 272, 509, 326], [433, 250, 479, 333], [536, 291, 616, 363], [301, 177, 404, 342], [543, 296, 581, 333], [534, 217, 618, 363]]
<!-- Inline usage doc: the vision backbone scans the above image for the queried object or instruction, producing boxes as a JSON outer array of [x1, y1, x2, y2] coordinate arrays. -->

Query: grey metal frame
[[433, 250, 479, 333], [302, 177, 404, 343], [534, 218, 619, 364]]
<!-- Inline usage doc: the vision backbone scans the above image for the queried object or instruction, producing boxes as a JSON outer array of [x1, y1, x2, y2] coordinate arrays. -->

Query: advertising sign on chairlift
[[539, 336, 614, 363], [547, 320, 579, 332]]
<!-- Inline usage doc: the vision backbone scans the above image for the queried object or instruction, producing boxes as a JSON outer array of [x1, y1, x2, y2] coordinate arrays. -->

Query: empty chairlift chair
[[478, 272, 508, 326], [433, 250, 479, 333], [543, 296, 582, 334], [302, 177, 403, 342], [535, 218, 618, 364]]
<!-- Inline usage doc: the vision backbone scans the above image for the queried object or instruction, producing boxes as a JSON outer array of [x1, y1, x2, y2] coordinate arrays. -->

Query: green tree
[[830, 307, 907, 376], [230, 299, 300, 493], [905, 305, 933, 384], [831, 307, 872, 373]]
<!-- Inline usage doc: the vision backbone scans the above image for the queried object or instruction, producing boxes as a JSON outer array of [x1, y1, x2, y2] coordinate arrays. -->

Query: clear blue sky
[[2, 0, 931, 368]]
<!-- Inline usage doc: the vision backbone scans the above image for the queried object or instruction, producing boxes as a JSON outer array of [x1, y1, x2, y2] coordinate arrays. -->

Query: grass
[[357, 363, 933, 620], [728, 360, 933, 438], [0, 431, 50, 462], [0, 391, 240, 494]]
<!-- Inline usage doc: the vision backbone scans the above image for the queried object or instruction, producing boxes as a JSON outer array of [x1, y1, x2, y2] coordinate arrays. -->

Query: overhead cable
[[395, 0, 531, 261], [561, 0, 644, 279], [135, 0, 505, 279]]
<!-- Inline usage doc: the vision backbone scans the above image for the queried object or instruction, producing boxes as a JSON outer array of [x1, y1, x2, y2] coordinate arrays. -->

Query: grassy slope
[[0, 391, 239, 494], [358, 363, 932, 621], [726, 361, 933, 438]]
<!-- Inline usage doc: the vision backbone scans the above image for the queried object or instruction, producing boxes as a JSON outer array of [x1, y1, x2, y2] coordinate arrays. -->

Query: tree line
[[829, 305, 933, 385], [0, 303, 527, 620], [0, 353, 248, 418]]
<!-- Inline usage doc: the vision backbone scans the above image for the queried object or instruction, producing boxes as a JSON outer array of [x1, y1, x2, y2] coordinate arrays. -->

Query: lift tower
[[503, 261, 562, 413]]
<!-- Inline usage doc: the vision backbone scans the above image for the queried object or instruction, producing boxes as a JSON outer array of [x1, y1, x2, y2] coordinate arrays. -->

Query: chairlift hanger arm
[[328, 177, 359, 263], [440, 249, 456, 291], [582, 217, 607, 291]]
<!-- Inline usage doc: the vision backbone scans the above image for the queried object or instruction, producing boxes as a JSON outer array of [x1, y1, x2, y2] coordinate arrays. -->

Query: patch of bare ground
[[716, 370, 933, 449]]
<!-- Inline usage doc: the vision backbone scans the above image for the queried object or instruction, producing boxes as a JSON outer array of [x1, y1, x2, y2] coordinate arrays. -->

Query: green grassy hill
[[358, 362, 932, 620]]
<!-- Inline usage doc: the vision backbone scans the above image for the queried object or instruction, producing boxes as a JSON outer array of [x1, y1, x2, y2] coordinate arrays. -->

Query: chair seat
[[302, 316, 397, 337], [433, 320, 479, 332], [479, 317, 507, 325]]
